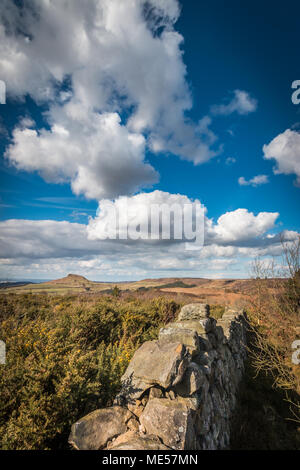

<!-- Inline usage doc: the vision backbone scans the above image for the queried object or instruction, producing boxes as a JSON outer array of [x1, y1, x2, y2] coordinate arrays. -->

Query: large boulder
[[140, 398, 196, 450], [121, 341, 188, 392], [178, 303, 210, 321], [68, 406, 133, 450]]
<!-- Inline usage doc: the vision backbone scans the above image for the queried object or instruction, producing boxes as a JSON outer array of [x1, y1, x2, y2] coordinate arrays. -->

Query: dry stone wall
[[69, 303, 248, 450]]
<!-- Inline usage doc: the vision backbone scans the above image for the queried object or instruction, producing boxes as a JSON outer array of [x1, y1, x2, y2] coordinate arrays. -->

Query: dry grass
[[246, 237, 300, 426]]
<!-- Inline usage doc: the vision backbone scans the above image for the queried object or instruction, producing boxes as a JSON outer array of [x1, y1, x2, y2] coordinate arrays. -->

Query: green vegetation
[[111, 285, 121, 297], [1, 249, 299, 450], [156, 281, 197, 289], [0, 293, 180, 450], [209, 304, 225, 320]]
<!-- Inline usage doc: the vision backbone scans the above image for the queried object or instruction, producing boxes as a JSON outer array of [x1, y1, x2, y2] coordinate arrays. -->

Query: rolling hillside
[[1, 273, 280, 307]]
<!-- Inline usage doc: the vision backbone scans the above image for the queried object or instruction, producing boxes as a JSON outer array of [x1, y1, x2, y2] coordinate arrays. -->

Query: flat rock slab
[[140, 398, 196, 450], [160, 320, 206, 334], [68, 406, 133, 450], [121, 340, 187, 389], [178, 303, 210, 321], [159, 322, 201, 350]]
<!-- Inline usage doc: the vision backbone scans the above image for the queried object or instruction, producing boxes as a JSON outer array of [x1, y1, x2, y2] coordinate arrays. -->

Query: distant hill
[[47, 273, 91, 286], [1, 273, 100, 294]]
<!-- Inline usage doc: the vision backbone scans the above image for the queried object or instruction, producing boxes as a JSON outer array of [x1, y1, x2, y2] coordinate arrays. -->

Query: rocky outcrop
[[69, 303, 248, 450]]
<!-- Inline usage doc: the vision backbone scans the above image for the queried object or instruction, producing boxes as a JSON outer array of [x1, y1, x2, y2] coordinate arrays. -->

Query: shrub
[[247, 236, 300, 424], [0, 294, 180, 449], [210, 304, 225, 319]]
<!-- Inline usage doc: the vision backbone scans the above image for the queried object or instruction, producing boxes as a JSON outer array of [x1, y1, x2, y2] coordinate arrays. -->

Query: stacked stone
[[69, 303, 248, 450]]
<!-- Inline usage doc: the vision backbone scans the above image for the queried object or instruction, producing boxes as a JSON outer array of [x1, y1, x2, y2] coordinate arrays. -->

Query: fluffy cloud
[[1, 191, 294, 280], [1, 0, 226, 198], [211, 90, 257, 116], [263, 129, 300, 186], [87, 190, 204, 242], [238, 174, 269, 187], [0, 219, 100, 260], [87, 191, 279, 248], [207, 208, 279, 244], [6, 111, 157, 199], [0, 0, 183, 109]]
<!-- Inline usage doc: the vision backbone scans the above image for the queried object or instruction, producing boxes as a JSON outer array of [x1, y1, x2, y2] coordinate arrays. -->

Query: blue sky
[[0, 0, 299, 281]]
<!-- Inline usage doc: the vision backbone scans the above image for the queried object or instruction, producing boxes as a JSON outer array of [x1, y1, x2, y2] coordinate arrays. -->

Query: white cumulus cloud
[[208, 208, 279, 243], [1, 0, 225, 198], [0, 192, 297, 280], [263, 129, 300, 186], [238, 174, 269, 187], [87, 190, 204, 241], [211, 90, 257, 116], [5, 111, 158, 199]]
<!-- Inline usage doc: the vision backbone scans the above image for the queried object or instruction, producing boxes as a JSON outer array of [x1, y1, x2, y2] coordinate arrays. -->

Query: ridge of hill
[[47, 273, 91, 285]]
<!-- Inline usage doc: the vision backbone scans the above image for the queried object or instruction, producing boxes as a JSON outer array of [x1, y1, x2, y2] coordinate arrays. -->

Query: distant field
[[1, 273, 276, 307], [1, 275, 197, 295]]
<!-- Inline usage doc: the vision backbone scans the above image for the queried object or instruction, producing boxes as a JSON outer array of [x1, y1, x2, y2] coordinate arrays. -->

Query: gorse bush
[[0, 293, 180, 449]]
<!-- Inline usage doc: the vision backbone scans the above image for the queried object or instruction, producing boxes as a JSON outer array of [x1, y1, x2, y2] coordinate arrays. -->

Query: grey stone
[[121, 340, 188, 391], [68, 406, 133, 450], [199, 317, 217, 333], [174, 362, 205, 396], [178, 303, 210, 321], [140, 398, 197, 450], [161, 320, 206, 336], [159, 323, 200, 351], [149, 386, 164, 400]]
